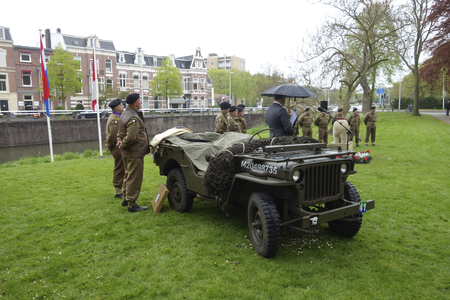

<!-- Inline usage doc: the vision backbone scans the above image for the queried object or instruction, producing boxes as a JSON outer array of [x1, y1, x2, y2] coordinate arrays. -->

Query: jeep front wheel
[[328, 181, 363, 237], [166, 168, 194, 213], [247, 192, 280, 258]]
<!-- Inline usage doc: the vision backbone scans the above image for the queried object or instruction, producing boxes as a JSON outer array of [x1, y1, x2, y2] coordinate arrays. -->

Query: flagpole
[[40, 30, 54, 162], [92, 40, 103, 156]]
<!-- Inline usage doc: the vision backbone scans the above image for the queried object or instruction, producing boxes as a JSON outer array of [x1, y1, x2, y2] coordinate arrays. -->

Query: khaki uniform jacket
[[347, 113, 361, 127], [314, 114, 331, 128], [332, 112, 344, 125], [298, 113, 313, 128], [228, 115, 241, 132], [117, 106, 150, 158], [364, 111, 377, 125], [238, 115, 247, 133], [215, 112, 230, 134], [105, 112, 121, 150]]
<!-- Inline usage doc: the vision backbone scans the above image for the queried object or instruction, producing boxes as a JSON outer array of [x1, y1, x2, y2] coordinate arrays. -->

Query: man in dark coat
[[117, 93, 150, 212], [265, 95, 294, 138], [445, 100, 450, 116]]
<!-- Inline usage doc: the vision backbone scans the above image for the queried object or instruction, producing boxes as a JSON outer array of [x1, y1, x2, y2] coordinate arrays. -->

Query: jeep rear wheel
[[167, 168, 194, 213], [328, 182, 363, 237], [247, 192, 280, 258]]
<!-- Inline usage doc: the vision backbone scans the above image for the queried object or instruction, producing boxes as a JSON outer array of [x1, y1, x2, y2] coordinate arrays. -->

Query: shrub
[[75, 103, 85, 110]]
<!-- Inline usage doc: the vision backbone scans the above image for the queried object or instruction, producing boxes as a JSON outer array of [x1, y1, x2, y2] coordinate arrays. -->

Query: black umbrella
[[261, 84, 319, 98]]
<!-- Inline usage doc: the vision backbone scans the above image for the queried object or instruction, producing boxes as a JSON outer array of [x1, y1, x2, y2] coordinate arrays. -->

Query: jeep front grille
[[303, 163, 341, 204]]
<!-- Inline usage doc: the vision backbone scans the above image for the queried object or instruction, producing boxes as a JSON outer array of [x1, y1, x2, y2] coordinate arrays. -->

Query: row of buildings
[[0, 26, 246, 112]]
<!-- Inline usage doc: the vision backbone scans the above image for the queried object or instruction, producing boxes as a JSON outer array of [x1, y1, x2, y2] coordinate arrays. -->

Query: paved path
[[420, 110, 450, 125]]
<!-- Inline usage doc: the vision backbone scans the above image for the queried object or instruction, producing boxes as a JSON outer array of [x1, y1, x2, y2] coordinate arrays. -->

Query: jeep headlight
[[341, 163, 348, 174], [293, 169, 302, 183]]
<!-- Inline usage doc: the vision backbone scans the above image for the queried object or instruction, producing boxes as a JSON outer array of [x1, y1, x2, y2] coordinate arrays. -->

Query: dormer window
[[20, 52, 31, 62], [153, 58, 157, 67], [0, 28, 5, 39], [119, 54, 125, 63]]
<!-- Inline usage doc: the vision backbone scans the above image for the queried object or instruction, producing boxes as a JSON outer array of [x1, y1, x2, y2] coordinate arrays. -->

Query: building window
[[182, 78, 188, 91], [0, 28, 4, 39], [0, 49, 6, 67], [45, 54, 50, 62], [210, 61, 213, 66], [20, 52, 31, 62], [105, 59, 112, 72], [201, 96, 205, 108], [120, 74, 126, 88], [218, 60, 225, 68], [143, 96, 149, 109], [76, 79, 83, 94], [89, 58, 99, 75], [240, 61, 244, 67], [0, 74, 7, 91], [119, 54, 125, 63], [193, 78, 198, 90], [133, 75, 139, 88], [106, 79, 113, 89], [24, 95, 33, 110], [22, 71, 31, 86], [74, 56, 82, 70], [200, 78, 205, 91], [142, 75, 148, 89], [153, 57, 157, 67]]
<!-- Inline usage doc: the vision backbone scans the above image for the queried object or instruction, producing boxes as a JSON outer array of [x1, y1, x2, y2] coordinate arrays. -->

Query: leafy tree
[[99, 85, 120, 109], [46, 43, 84, 109], [420, 0, 450, 92], [208, 68, 229, 95], [151, 57, 183, 108], [392, 0, 436, 116]]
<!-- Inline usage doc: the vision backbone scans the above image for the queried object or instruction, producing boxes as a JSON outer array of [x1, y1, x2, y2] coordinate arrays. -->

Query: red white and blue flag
[[39, 34, 50, 117], [91, 50, 99, 111]]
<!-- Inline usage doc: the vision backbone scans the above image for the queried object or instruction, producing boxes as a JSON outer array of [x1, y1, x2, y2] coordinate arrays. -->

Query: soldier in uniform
[[215, 102, 231, 134], [227, 106, 241, 132], [117, 93, 150, 212], [314, 110, 331, 144], [331, 108, 345, 127], [105, 99, 125, 201], [347, 107, 361, 147], [297, 107, 313, 137], [237, 104, 247, 133], [364, 106, 377, 146]]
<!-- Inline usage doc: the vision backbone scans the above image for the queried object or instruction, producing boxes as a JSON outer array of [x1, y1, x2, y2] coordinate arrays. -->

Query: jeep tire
[[167, 168, 194, 213], [247, 192, 280, 258], [328, 182, 363, 237]]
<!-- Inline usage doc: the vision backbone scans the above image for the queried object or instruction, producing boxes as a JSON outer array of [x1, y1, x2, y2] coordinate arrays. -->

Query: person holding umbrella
[[265, 95, 295, 138]]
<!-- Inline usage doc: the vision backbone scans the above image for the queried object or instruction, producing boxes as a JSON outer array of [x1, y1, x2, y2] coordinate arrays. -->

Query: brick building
[[0, 26, 16, 112]]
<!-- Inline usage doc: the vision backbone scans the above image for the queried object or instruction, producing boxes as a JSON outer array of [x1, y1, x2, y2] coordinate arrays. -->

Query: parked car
[[75, 110, 109, 119]]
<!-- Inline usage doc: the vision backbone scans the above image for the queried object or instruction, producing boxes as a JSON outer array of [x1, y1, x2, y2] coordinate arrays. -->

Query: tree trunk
[[360, 76, 371, 112], [412, 63, 421, 117]]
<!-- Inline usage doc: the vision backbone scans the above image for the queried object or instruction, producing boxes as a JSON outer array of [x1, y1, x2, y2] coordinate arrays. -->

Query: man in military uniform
[[297, 107, 313, 137], [117, 93, 150, 212], [105, 99, 125, 201], [265, 95, 295, 138], [314, 110, 331, 144], [364, 106, 377, 146], [331, 108, 345, 130], [237, 104, 247, 133], [227, 106, 241, 132], [347, 107, 361, 147], [215, 102, 231, 134]]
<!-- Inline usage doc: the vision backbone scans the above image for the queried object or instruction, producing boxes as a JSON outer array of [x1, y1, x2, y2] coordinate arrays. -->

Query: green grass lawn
[[1, 113, 450, 299]]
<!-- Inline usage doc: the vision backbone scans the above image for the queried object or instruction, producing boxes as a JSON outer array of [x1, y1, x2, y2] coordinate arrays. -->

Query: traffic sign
[[377, 88, 385, 95]]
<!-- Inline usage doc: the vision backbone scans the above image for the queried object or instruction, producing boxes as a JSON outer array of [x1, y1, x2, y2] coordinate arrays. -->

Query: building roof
[[62, 35, 115, 51]]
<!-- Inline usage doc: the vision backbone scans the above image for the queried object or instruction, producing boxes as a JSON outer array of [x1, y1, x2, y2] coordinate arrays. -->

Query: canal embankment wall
[[1, 114, 266, 147]]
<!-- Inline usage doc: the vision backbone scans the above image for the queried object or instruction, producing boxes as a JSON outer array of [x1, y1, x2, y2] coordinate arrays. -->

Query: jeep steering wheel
[[249, 128, 275, 141]]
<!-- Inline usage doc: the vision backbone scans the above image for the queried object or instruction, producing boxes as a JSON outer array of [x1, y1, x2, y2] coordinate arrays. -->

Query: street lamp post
[[229, 71, 233, 105]]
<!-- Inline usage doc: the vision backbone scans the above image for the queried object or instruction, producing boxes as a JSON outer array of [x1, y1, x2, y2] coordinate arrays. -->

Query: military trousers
[[318, 127, 328, 144], [349, 126, 360, 145], [122, 157, 144, 206], [365, 122, 376, 144], [110, 146, 125, 189], [301, 126, 313, 138]]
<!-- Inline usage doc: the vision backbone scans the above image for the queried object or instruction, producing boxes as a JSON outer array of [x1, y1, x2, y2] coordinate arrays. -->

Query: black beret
[[353, 107, 358, 112], [371, 106, 376, 110], [338, 108, 343, 112], [237, 107, 243, 113], [126, 93, 140, 104], [229, 106, 237, 112], [237, 104, 246, 108], [305, 107, 310, 111], [108, 98, 122, 108], [219, 102, 231, 109]]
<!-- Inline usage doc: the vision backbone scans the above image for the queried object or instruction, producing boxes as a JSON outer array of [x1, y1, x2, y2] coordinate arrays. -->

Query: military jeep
[[152, 129, 374, 258]]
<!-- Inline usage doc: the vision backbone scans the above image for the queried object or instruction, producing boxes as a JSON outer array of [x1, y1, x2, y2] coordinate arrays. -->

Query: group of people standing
[[105, 93, 150, 213], [266, 95, 378, 146], [215, 102, 248, 134]]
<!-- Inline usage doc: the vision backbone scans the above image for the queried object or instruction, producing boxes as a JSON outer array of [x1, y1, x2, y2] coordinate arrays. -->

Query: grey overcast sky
[[3, 0, 330, 75]]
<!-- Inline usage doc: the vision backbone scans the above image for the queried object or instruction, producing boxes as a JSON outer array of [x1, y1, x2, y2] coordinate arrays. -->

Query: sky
[[3, 0, 330, 76]]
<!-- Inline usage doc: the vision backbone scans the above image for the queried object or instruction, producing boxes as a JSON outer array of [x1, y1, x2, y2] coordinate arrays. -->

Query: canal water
[[0, 141, 103, 164]]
